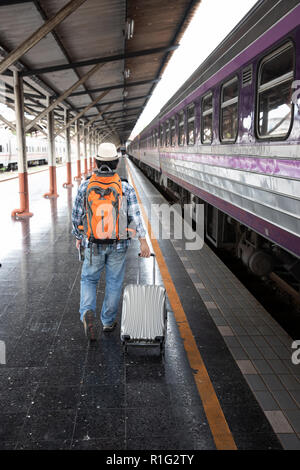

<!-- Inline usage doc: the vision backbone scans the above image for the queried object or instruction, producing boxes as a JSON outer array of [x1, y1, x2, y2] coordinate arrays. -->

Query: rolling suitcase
[[121, 253, 167, 356]]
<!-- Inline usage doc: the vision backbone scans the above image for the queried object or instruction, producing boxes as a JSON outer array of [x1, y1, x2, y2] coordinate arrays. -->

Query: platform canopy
[[0, 0, 201, 146]]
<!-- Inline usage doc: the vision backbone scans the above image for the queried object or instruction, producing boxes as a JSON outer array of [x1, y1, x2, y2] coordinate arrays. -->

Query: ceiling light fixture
[[125, 19, 135, 40], [124, 69, 130, 79]]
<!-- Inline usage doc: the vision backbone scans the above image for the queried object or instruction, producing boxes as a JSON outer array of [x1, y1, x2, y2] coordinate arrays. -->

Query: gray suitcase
[[121, 254, 167, 356]]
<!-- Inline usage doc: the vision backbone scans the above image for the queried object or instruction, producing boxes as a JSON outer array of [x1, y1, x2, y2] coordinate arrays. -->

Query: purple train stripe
[[163, 170, 300, 258], [158, 3, 300, 123], [160, 152, 300, 179]]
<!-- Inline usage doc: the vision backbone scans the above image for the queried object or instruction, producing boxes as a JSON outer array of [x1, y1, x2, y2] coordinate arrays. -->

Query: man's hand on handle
[[139, 238, 151, 258]]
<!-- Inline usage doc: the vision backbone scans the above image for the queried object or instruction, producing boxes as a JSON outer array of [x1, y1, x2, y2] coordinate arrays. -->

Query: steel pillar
[[93, 129, 97, 169], [74, 119, 81, 181], [83, 126, 88, 176], [44, 96, 59, 198], [11, 71, 33, 218], [63, 109, 73, 187], [89, 127, 93, 172]]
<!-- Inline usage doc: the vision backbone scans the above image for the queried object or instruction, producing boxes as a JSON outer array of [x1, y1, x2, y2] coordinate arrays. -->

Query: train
[[128, 0, 300, 289], [0, 131, 67, 171]]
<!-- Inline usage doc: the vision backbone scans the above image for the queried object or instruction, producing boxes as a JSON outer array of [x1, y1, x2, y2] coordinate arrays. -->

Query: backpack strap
[[95, 168, 115, 177]]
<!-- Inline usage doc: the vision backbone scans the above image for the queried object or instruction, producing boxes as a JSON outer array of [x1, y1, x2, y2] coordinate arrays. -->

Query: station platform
[[0, 158, 299, 450]]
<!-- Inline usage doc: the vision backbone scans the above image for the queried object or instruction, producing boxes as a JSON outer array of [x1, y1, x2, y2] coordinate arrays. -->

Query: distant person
[[72, 142, 151, 341]]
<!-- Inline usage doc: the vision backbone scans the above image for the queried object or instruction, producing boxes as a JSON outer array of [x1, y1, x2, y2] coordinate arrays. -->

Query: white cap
[[95, 142, 119, 161]]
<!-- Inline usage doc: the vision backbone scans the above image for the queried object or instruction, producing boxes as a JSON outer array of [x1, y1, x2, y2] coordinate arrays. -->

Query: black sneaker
[[103, 321, 117, 332], [83, 310, 97, 342]]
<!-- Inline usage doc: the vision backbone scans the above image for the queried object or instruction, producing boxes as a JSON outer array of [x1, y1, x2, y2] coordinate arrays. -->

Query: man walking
[[72, 142, 150, 341]]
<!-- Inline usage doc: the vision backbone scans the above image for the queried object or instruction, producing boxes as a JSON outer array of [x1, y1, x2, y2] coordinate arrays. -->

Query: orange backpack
[[84, 172, 123, 244]]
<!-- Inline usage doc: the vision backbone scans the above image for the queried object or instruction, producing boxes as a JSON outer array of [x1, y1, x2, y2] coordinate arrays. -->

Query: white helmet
[[95, 142, 119, 161]]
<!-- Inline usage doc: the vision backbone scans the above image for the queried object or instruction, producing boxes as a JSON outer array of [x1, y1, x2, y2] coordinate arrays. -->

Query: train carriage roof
[[137, 0, 299, 137]]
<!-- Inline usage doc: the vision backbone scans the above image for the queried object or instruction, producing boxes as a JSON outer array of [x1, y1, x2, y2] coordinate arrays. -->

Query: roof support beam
[[84, 103, 113, 128], [99, 130, 114, 143], [0, 82, 47, 101], [0, 114, 16, 131], [87, 108, 142, 122], [92, 113, 139, 125], [76, 94, 151, 110], [0, 1, 33, 6], [21, 45, 179, 77], [83, 117, 118, 140], [72, 103, 112, 141], [0, 0, 88, 75], [103, 116, 138, 124], [83, 119, 120, 142], [54, 90, 110, 137], [69, 79, 160, 97], [25, 62, 105, 132], [114, 123, 136, 129], [101, 106, 143, 116], [32, 0, 100, 128], [75, 104, 113, 140], [0, 91, 48, 136]]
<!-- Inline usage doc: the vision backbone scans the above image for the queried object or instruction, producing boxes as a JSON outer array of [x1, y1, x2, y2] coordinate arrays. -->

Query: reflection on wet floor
[[0, 163, 215, 450], [0, 160, 285, 450]]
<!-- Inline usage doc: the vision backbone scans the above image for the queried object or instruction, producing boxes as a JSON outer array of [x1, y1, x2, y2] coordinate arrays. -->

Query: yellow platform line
[[126, 161, 237, 451]]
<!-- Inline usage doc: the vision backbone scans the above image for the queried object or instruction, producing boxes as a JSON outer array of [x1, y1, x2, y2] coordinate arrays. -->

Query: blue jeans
[[79, 245, 127, 325]]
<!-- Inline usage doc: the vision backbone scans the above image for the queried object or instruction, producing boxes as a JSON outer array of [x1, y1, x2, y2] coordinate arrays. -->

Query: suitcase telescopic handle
[[137, 253, 155, 285]]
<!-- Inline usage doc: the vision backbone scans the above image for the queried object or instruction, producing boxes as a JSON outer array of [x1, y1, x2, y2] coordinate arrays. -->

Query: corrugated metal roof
[[0, 0, 201, 143]]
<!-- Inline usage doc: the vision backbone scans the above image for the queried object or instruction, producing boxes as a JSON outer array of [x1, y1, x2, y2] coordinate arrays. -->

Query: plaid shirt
[[71, 174, 146, 249]]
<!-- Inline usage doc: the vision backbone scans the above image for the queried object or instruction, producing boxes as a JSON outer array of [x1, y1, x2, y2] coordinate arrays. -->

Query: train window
[[170, 118, 176, 146], [201, 93, 213, 144], [160, 125, 164, 147], [187, 104, 195, 145], [165, 120, 170, 147], [178, 111, 185, 145], [220, 77, 239, 142], [0, 145, 2, 153], [257, 42, 294, 139]]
